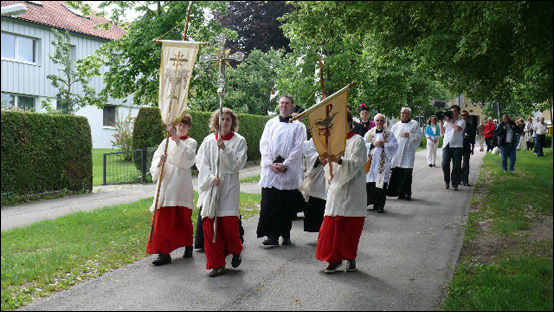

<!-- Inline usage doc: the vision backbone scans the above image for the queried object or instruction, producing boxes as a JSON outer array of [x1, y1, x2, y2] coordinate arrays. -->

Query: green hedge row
[[132, 107, 272, 162], [1, 111, 93, 200]]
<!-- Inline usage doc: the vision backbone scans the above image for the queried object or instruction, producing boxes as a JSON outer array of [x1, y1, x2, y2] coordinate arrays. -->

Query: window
[[103, 105, 116, 127], [1, 32, 37, 63], [1, 93, 35, 111]]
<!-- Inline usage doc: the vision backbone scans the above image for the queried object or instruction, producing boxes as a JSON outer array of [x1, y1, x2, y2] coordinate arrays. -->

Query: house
[[1, 1, 141, 148]]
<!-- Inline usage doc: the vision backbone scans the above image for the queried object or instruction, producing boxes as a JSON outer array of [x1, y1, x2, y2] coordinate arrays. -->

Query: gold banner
[[306, 88, 349, 161]]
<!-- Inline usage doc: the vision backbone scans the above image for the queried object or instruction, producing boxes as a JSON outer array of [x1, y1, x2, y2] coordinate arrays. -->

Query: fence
[[103, 147, 157, 185]]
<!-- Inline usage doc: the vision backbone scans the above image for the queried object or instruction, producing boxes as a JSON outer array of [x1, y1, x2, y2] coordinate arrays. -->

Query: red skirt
[[146, 206, 193, 255], [315, 216, 365, 263], [203, 216, 243, 270]]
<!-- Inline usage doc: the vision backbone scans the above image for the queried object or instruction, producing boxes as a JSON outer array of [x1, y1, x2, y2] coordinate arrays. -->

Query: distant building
[[1, 1, 141, 148]]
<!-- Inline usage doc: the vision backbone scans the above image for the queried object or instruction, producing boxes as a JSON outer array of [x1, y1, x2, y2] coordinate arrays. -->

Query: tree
[[42, 29, 103, 114], [72, 1, 232, 106], [279, 2, 452, 118], [281, 2, 553, 114], [213, 1, 293, 54]]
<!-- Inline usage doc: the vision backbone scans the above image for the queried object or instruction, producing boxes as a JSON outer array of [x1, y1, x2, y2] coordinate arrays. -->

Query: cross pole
[[199, 33, 245, 243]]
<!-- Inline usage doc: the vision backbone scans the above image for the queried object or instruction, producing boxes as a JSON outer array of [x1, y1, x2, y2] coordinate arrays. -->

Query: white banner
[[158, 40, 199, 126]]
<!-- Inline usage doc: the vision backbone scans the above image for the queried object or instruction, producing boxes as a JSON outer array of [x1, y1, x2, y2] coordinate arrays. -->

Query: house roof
[[1, 1, 126, 40]]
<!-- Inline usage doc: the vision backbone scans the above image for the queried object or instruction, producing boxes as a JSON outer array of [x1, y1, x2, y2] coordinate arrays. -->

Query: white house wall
[[2, 17, 137, 148]]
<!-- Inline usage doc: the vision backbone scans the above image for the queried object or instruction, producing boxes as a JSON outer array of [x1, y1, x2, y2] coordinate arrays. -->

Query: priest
[[316, 111, 368, 273], [257, 95, 305, 246], [364, 113, 398, 213], [353, 104, 375, 136], [387, 107, 422, 201]]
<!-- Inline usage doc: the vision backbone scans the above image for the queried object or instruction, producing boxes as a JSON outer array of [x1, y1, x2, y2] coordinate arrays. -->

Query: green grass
[[441, 148, 553, 311], [239, 174, 260, 183], [1, 192, 261, 311], [92, 149, 119, 186]]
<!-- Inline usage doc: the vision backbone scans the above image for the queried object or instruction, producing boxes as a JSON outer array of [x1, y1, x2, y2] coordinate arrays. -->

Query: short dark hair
[[280, 95, 294, 104], [450, 105, 461, 112]]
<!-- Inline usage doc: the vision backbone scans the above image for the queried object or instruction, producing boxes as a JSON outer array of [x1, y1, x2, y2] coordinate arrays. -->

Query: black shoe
[[346, 259, 357, 272], [324, 261, 343, 273], [183, 246, 193, 258], [231, 254, 242, 268], [281, 238, 292, 245], [152, 253, 171, 266], [376, 206, 384, 213], [398, 193, 406, 199], [429, 164, 432, 167], [463, 182, 470, 186], [209, 267, 225, 277], [262, 237, 279, 246], [405, 195, 411, 201]]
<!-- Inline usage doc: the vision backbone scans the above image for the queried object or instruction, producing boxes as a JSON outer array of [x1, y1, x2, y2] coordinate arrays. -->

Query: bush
[[1, 111, 92, 202], [132, 107, 271, 163]]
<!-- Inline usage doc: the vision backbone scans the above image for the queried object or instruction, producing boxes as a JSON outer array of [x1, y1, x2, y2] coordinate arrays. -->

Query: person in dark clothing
[[460, 111, 475, 186], [494, 114, 522, 173], [353, 104, 375, 137]]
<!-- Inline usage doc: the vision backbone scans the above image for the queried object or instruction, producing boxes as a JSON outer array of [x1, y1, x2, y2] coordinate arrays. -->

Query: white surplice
[[324, 134, 368, 217], [390, 120, 422, 169], [149, 137, 197, 211], [259, 117, 305, 190], [299, 138, 327, 201], [364, 128, 399, 187], [196, 133, 247, 218]]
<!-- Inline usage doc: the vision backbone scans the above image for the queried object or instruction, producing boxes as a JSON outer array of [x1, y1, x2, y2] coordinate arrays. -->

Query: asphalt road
[[13, 149, 485, 311]]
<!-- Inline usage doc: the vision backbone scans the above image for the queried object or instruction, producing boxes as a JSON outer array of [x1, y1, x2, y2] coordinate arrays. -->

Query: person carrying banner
[[257, 95, 305, 246], [364, 114, 398, 213], [387, 107, 423, 201], [147, 115, 197, 266], [196, 108, 247, 277], [316, 111, 368, 273]]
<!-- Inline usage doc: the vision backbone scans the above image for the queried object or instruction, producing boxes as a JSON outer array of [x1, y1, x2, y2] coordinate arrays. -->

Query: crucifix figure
[[199, 33, 245, 243], [166, 51, 190, 100]]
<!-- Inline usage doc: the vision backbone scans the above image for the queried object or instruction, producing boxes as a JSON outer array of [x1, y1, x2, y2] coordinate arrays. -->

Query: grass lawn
[[92, 149, 119, 186], [1, 192, 261, 311], [440, 148, 553, 311]]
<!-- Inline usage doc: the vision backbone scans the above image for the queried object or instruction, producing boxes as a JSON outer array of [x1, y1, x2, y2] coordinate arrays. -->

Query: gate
[[103, 147, 156, 185]]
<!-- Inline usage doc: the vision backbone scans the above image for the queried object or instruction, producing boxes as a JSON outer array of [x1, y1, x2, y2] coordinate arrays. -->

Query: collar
[[346, 131, 356, 140], [215, 132, 235, 141], [375, 128, 384, 133], [401, 119, 411, 123], [171, 135, 189, 141], [279, 115, 292, 123]]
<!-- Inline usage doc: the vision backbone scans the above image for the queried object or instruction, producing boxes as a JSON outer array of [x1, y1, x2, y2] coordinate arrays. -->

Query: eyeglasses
[[375, 120, 385, 122]]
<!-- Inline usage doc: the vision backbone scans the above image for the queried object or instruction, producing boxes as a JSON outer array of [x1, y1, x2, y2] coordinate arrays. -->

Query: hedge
[[132, 107, 272, 162], [1, 111, 93, 200]]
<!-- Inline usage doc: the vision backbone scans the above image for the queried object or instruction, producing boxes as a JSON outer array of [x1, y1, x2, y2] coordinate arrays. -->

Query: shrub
[[1, 111, 92, 202]]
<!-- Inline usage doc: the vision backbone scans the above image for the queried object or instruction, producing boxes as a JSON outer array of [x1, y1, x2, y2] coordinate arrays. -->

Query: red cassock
[[146, 206, 193, 255], [316, 216, 365, 264], [203, 216, 243, 270]]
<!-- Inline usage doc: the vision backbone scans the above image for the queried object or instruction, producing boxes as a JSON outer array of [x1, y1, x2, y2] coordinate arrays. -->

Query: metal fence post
[[103, 153, 107, 185]]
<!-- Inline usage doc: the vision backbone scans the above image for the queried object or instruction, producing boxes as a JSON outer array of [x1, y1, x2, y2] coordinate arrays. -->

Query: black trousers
[[442, 145, 463, 187], [387, 168, 413, 197], [367, 182, 389, 210], [461, 149, 471, 185], [304, 196, 325, 232], [257, 187, 297, 239]]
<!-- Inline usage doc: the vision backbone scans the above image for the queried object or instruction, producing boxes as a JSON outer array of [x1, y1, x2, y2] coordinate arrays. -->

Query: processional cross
[[199, 33, 245, 243]]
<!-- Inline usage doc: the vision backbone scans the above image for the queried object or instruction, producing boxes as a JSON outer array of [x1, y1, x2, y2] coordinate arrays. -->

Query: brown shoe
[[445, 183, 449, 189]]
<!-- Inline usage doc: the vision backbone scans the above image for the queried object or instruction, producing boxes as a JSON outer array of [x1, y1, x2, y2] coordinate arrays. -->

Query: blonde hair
[[209, 108, 239, 132]]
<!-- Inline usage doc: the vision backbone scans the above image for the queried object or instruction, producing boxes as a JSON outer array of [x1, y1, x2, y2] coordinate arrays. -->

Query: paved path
[[9, 149, 486, 311]]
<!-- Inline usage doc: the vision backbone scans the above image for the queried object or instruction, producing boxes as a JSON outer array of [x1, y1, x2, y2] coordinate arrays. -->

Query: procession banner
[[158, 40, 200, 126], [305, 85, 351, 161]]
